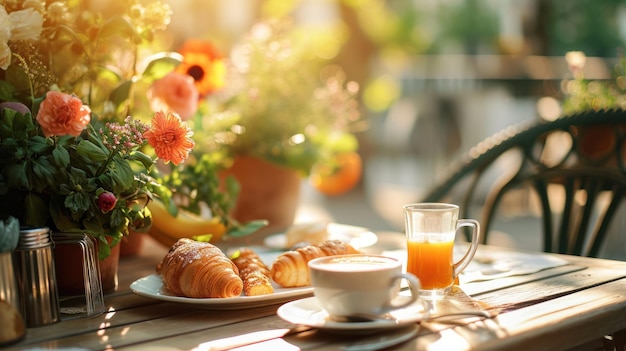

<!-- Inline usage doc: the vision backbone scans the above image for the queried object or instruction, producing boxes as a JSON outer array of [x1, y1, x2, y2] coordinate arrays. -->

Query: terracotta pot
[[576, 125, 616, 160], [220, 156, 301, 240], [54, 240, 120, 296], [120, 232, 145, 257]]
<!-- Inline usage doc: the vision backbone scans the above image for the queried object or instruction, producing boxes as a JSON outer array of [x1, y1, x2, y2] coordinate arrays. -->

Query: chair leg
[[614, 329, 626, 351], [602, 336, 614, 351]]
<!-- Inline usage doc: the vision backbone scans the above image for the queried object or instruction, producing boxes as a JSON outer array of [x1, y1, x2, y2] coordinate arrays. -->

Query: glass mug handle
[[383, 273, 421, 311], [453, 219, 480, 278]]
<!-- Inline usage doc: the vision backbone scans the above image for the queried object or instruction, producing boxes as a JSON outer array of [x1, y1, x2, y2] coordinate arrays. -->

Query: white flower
[[0, 6, 44, 70], [0, 6, 12, 70], [8, 7, 43, 41]]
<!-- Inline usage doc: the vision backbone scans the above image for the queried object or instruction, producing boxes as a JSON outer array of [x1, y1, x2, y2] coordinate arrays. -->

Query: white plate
[[342, 325, 419, 350], [130, 274, 313, 310], [277, 297, 427, 333], [264, 223, 378, 250]]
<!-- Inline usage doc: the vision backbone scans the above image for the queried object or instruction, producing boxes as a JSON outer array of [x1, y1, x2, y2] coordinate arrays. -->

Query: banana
[[147, 200, 227, 248], [148, 223, 179, 248]]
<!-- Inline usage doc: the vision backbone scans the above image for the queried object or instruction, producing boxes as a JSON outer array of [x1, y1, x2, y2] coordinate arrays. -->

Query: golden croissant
[[158, 238, 243, 298], [270, 239, 360, 287], [232, 248, 273, 296]]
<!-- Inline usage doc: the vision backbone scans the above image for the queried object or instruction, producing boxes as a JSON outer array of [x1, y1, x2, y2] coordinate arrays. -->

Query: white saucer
[[264, 223, 378, 250], [277, 297, 427, 333]]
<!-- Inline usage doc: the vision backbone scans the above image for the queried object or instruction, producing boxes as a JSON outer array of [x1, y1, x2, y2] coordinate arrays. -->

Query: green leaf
[[129, 151, 154, 170], [0, 80, 15, 101], [52, 145, 70, 167], [64, 191, 90, 212], [109, 80, 133, 109], [3, 163, 28, 188], [76, 140, 108, 161], [0, 216, 20, 252], [23, 193, 49, 227], [127, 192, 149, 212], [68, 166, 89, 185], [0, 109, 34, 139], [48, 201, 76, 231], [227, 219, 269, 237], [32, 156, 58, 190], [141, 52, 183, 80], [109, 157, 134, 189], [109, 207, 125, 228], [13, 112, 35, 132], [99, 16, 141, 43], [27, 136, 51, 154]]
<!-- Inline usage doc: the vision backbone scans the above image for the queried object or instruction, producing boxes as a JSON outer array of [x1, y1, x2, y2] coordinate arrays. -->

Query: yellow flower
[[175, 39, 226, 97]]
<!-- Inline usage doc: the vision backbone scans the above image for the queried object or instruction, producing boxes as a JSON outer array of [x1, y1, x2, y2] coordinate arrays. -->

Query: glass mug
[[403, 203, 480, 299]]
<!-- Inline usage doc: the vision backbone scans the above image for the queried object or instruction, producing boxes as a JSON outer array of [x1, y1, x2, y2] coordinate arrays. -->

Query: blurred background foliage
[[162, 0, 626, 114], [158, 1, 626, 253]]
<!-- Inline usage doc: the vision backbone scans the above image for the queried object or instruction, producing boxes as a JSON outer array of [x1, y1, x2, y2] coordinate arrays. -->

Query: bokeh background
[[160, 0, 626, 258]]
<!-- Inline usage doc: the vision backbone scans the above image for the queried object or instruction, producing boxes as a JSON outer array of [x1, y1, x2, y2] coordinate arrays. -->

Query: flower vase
[[220, 156, 301, 241], [53, 238, 120, 296]]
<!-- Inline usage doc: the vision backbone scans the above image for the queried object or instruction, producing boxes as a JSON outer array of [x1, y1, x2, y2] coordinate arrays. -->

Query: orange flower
[[175, 39, 226, 97], [147, 72, 199, 120], [36, 91, 91, 137], [144, 111, 194, 166]]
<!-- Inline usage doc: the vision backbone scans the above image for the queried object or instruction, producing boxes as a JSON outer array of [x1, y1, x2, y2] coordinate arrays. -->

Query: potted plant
[[1, 1, 261, 268], [166, 20, 364, 238], [559, 51, 626, 159], [0, 1, 201, 293]]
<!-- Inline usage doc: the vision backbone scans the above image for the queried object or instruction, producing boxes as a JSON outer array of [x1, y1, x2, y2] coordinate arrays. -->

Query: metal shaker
[[13, 227, 60, 327], [0, 251, 20, 313]]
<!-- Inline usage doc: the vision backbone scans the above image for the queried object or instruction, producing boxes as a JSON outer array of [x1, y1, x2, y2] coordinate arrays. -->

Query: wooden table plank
[[7, 302, 197, 349], [7, 304, 283, 350], [115, 315, 310, 350], [474, 266, 626, 307], [466, 278, 626, 351], [461, 264, 587, 296]]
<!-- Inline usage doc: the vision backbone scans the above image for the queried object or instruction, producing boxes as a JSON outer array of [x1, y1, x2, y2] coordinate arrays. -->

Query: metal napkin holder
[[51, 232, 106, 318]]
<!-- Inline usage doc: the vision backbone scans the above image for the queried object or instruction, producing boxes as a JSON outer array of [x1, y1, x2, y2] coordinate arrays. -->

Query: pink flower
[[147, 72, 199, 120], [36, 91, 91, 137], [96, 191, 117, 213]]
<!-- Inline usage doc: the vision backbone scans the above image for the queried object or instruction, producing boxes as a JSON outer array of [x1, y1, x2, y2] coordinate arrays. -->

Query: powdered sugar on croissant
[[232, 248, 273, 296], [270, 239, 360, 287], [158, 238, 243, 298]]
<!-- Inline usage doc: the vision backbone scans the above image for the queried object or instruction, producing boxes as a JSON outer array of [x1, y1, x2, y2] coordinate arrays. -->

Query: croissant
[[270, 239, 360, 287], [232, 248, 273, 296], [158, 238, 243, 298]]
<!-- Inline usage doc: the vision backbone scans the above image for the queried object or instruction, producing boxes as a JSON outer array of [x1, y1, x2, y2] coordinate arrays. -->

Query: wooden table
[[6, 233, 626, 351]]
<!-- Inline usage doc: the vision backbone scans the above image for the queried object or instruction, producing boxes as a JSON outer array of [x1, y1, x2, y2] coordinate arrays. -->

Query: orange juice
[[407, 239, 454, 290]]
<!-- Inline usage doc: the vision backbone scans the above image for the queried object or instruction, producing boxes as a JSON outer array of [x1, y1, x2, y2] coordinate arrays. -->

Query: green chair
[[421, 109, 626, 258]]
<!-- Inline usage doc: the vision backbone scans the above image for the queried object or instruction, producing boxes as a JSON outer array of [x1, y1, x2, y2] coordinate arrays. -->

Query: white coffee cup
[[308, 254, 421, 318]]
